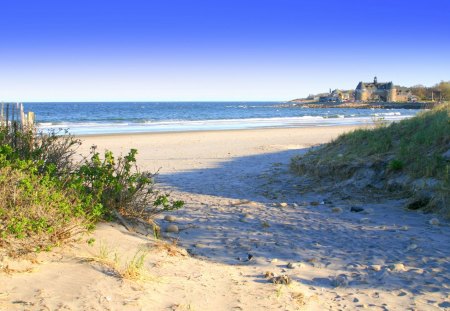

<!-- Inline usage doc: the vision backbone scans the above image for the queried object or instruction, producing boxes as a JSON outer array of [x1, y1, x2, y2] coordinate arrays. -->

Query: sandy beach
[[1, 126, 449, 310]]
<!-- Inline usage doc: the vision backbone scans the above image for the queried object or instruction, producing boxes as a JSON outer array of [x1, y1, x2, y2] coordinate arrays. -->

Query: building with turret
[[355, 77, 411, 102]]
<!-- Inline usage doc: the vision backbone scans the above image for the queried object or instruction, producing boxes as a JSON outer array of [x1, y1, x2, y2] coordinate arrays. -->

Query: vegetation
[[85, 243, 152, 281], [291, 103, 450, 215], [410, 81, 450, 101], [0, 121, 183, 257]]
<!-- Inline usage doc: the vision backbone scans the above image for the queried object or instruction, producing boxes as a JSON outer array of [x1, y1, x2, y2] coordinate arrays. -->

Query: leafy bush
[[72, 146, 183, 221], [0, 122, 183, 256], [0, 164, 88, 255]]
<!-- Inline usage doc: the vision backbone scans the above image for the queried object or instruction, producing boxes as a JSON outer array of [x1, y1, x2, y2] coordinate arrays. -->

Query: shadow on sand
[[153, 149, 450, 294]]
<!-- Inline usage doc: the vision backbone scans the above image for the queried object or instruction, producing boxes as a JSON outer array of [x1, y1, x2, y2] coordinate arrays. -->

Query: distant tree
[[436, 81, 450, 101], [410, 84, 427, 100]]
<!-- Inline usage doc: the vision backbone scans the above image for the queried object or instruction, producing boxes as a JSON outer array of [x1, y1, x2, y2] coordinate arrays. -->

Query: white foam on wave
[[36, 114, 415, 135]]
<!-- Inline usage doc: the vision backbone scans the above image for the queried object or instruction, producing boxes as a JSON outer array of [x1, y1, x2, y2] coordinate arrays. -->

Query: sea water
[[23, 102, 421, 135]]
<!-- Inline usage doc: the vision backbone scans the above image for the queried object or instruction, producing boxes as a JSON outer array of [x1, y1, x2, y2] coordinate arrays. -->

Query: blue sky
[[1, 0, 449, 101]]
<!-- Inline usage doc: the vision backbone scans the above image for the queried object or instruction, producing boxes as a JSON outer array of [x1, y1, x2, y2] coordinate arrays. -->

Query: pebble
[[287, 262, 297, 269], [406, 244, 418, 251], [164, 215, 176, 222], [350, 206, 364, 213], [357, 304, 368, 308], [370, 265, 382, 272], [389, 263, 406, 272], [429, 218, 440, 225], [165, 224, 179, 233], [278, 202, 288, 207], [331, 275, 348, 287], [264, 271, 275, 279], [271, 275, 292, 285], [332, 207, 343, 213]]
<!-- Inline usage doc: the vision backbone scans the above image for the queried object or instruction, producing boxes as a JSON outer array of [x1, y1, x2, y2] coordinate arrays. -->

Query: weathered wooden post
[[5, 103, 9, 133], [20, 103, 25, 130], [0, 102, 4, 127], [27, 111, 35, 127]]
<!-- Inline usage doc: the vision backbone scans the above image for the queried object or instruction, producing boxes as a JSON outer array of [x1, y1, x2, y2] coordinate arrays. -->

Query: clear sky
[[1, 0, 449, 101]]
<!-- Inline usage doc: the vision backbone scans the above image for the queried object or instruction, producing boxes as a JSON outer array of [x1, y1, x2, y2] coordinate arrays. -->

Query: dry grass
[[83, 243, 154, 282]]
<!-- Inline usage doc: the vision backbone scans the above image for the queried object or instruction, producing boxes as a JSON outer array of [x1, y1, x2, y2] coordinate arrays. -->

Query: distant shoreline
[[285, 101, 438, 109]]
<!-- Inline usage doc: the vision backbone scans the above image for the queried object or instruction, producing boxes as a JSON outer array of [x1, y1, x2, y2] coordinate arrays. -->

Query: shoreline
[[75, 124, 365, 139]]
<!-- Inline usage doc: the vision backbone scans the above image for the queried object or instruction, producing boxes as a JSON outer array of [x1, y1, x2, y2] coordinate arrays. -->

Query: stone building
[[355, 77, 411, 102]]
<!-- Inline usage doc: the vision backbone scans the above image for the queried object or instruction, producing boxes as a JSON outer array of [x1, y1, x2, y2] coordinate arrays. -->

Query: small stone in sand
[[278, 202, 288, 208], [370, 265, 382, 272], [292, 203, 299, 208], [350, 206, 364, 213], [287, 262, 297, 269], [332, 207, 343, 213], [165, 224, 179, 233], [406, 244, 418, 251], [389, 263, 406, 272], [164, 215, 176, 222], [357, 304, 368, 308], [429, 218, 440, 226], [271, 275, 292, 285], [331, 275, 348, 287], [264, 271, 275, 279]]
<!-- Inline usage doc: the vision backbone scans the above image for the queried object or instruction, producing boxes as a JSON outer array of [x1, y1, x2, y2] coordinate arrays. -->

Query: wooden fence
[[0, 103, 35, 130]]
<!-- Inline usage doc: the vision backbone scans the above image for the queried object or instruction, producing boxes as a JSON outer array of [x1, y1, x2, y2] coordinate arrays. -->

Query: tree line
[[410, 81, 450, 101]]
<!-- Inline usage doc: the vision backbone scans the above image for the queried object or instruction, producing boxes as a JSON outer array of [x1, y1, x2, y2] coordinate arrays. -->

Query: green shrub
[[0, 122, 183, 256], [72, 146, 183, 221], [0, 165, 88, 255]]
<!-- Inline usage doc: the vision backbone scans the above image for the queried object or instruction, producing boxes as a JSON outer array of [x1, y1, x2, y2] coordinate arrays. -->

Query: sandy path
[[1, 126, 449, 310]]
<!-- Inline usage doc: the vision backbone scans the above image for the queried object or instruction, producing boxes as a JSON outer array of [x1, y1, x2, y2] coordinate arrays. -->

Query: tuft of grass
[[84, 244, 152, 282], [120, 249, 148, 281]]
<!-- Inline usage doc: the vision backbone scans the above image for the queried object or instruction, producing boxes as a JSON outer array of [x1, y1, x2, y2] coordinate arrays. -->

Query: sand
[[1, 126, 449, 310]]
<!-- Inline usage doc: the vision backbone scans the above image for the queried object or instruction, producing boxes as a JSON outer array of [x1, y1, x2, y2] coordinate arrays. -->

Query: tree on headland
[[410, 81, 450, 101], [410, 85, 428, 100], [436, 81, 450, 101]]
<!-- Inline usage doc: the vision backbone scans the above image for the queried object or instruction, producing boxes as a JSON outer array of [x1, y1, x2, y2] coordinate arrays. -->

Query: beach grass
[[291, 102, 450, 214]]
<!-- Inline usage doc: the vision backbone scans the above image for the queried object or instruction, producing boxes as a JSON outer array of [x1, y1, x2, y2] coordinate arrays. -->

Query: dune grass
[[291, 103, 450, 213]]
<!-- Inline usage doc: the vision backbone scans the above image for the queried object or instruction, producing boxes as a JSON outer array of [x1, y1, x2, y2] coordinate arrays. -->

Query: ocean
[[23, 102, 421, 135]]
